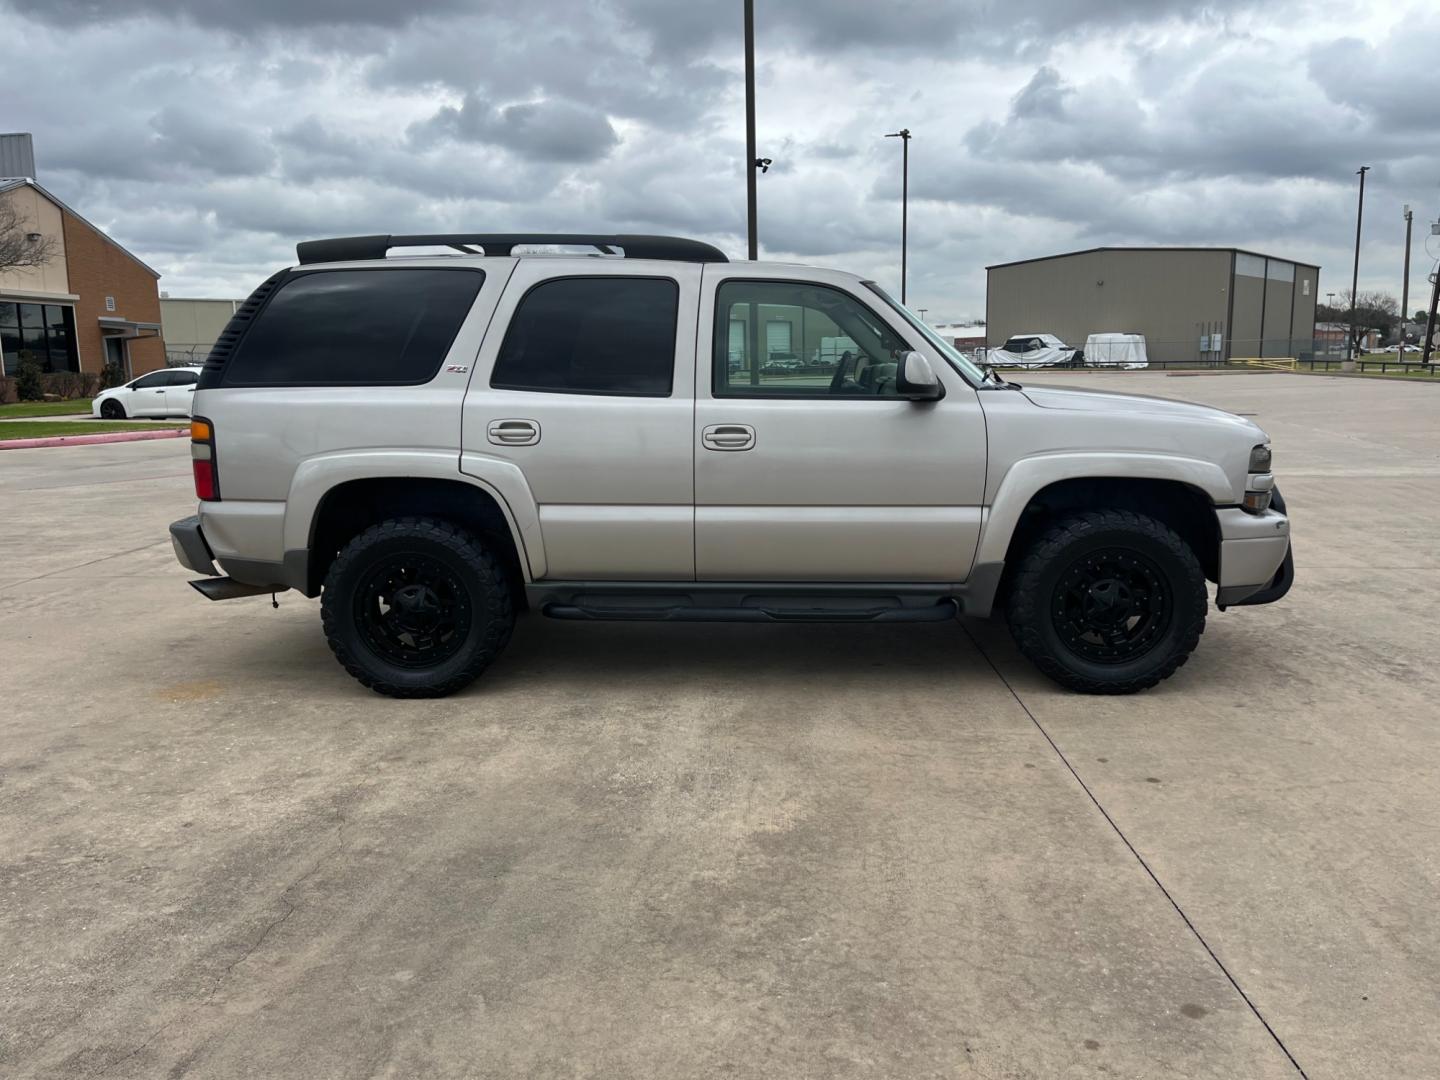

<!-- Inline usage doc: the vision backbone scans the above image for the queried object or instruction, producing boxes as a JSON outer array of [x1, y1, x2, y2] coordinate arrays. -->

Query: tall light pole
[[744, 0, 758, 260], [1348, 165, 1370, 358], [1401, 204, 1414, 334], [1424, 217, 1440, 368], [885, 128, 911, 303]]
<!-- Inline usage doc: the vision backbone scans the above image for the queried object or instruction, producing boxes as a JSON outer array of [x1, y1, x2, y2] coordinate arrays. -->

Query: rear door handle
[[487, 418, 541, 446], [702, 424, 756, 451]]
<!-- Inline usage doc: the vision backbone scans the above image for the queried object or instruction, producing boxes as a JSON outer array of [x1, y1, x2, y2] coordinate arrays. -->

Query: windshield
[[862, 282, 986, 385]]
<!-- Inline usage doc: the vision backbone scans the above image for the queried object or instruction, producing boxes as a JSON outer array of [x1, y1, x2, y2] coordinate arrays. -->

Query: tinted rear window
[[223, 268, 483, 386], [490, 276, 678, 396]]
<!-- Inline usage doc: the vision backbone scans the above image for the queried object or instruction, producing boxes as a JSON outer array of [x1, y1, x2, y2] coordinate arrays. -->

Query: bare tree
[[0, 198, 60, 273]]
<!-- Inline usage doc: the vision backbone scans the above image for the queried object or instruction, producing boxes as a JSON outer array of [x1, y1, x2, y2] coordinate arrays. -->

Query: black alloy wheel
[[321, 517, 514, 698], [1051, 547, 1172, 664], [1005, 509, 1207, 694], [353, 552, 472, 669]]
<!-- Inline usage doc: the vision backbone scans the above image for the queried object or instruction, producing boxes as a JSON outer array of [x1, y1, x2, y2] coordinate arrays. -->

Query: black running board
[[189, 577, 288, 601], [542, 599, 958, 624]]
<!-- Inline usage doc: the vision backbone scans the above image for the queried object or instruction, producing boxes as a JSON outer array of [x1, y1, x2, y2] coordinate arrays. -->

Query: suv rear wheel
[[321, 517, 514, 698], [1006, 509, 1206, 694]]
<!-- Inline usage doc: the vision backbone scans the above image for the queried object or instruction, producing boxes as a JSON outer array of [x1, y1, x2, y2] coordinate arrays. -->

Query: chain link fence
[[165, 344, 211, 366], [975, 337, 1437, 375]]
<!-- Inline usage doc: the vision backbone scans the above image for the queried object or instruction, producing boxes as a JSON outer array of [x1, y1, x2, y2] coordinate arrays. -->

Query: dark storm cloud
[[7, 0, 462, 29], [623, 0, 1262, 57], [959, 51, 1385, 188], [150, 108, 275, 177], [1308, 20, 1440, 133], [409, 95, 620, 164]]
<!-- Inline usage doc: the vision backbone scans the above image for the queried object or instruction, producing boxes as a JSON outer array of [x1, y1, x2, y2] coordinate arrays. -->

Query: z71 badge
[[445, 365, 470, 373]]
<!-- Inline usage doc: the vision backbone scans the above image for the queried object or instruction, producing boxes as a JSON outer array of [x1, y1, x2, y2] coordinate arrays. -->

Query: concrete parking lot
[[1, 371, 1436, 1079]]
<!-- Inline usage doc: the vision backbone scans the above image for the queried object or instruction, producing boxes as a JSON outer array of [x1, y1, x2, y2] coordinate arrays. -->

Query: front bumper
[[170, 515, 218, 576], [1215, 488, 1293, 608]]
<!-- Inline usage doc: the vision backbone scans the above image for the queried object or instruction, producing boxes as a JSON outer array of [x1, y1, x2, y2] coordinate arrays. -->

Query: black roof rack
[[295, 233, 729, 265]]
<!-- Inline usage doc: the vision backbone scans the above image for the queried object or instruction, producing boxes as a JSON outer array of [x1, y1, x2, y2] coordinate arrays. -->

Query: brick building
[[0, 133, 164, 382]]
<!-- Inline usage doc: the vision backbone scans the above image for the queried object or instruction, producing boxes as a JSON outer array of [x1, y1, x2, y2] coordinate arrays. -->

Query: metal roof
[[986, 246, 1321, 271]]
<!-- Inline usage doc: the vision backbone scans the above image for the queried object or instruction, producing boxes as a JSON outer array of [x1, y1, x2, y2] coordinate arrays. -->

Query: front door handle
[[702, 424, 756, 451], [488, 418, 541, 446]]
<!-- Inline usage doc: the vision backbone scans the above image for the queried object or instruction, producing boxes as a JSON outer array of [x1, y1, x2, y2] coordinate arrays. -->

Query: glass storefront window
[[0, 301, 80, 374]]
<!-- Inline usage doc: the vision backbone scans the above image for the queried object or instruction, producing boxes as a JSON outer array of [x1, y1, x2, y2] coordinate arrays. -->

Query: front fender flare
[[975, 452, 1231, 567]]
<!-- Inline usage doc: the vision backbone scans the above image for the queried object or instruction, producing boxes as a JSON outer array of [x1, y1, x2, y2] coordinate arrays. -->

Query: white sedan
[[92, 366, 202, 419]]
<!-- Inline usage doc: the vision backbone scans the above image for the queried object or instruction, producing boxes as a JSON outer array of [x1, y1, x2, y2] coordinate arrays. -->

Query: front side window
[[491, 276, 678, 396], [714, 280, 911, 398], [224, 268, 483, 386], [131, 370, 170, 389]]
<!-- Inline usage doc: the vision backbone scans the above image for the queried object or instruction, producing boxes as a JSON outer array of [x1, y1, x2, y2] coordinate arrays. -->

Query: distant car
[[988, 333, 1082, 368], [92, 366, 202, 419], [762, 353, 804, 372]]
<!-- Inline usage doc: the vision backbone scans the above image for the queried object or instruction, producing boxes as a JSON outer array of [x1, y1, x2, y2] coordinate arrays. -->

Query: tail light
[[191, 418, 219, 501]]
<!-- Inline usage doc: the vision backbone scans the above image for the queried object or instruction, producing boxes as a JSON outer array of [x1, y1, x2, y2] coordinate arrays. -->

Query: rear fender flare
[[285, 449, 544, 580]]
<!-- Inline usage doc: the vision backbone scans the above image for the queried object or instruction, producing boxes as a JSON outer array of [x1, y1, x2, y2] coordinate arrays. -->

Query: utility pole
[[743, 0, 758, 261], [1424, 217, 1440, 368], [1348, 165, 1369, 359], [885, 128, 911, 303], [1401, 205, 1414, 341]]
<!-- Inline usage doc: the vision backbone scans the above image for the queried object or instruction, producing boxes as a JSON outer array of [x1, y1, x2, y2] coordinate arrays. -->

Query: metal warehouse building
[[986, 247, 1320, 364]]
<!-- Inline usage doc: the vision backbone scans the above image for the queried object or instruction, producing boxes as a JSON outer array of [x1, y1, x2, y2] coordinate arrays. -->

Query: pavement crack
[[960, 623, 1310, 1080], [97, 806, 347, 1078], [4, 540, 172, 592]]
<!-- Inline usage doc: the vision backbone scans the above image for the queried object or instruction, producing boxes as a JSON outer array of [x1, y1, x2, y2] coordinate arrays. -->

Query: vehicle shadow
[[223, 606, 1026, 699]]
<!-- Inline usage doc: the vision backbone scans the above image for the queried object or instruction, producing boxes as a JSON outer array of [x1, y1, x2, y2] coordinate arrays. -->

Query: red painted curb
[[0, 427, 188, 451]]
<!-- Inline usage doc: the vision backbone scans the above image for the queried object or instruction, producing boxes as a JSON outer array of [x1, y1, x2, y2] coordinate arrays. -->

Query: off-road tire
[[1006, 509, 1206, 694], [100, 398, 126, 419], [321, 517, 514, 698]]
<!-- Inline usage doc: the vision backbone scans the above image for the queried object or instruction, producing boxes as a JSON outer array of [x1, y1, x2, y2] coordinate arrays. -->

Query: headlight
[[1249, 444, 1272, 472]]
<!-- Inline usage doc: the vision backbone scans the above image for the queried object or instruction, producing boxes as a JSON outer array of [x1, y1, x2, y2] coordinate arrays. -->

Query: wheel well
[[306, 477, 527, 606], [995, 477, 1220, 605]]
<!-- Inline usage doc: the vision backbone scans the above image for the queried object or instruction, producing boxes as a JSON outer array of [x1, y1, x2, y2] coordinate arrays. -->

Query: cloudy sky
[[4, 0, 1438, 322]]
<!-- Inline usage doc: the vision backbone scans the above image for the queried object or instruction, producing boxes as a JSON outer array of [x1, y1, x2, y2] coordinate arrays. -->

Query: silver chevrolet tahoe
[[169, 233, 1292, 698]]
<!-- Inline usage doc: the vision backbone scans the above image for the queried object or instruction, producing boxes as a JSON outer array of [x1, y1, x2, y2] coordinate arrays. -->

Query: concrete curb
[[0, 428, 188, 451]]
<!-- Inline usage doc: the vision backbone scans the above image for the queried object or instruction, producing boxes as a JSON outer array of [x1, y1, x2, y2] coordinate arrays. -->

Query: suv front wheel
[[1006, 509, 1207, 694], [321, 517, 514, 698]]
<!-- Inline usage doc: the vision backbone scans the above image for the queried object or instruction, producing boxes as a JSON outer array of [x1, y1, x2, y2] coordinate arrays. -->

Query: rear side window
[[490, 276, 678, 396], [223, 268, 483, 386]]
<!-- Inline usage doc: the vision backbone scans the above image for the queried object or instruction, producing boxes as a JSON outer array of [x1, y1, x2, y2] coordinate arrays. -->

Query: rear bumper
[[170, 515, 295, 592], [170, 516, 218, 576]]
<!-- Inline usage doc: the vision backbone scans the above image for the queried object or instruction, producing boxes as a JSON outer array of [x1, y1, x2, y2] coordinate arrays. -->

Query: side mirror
[[897, 351, 943, 401]]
